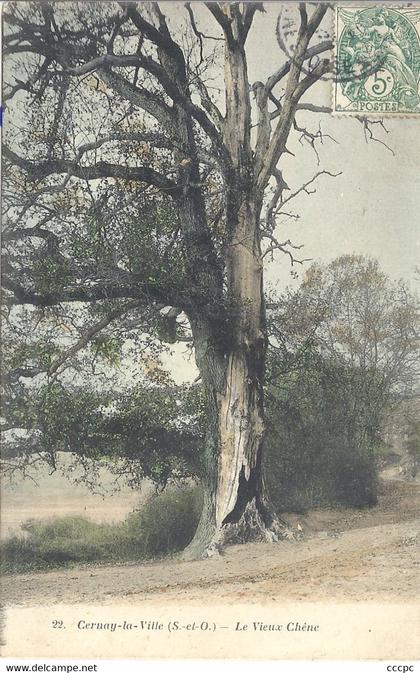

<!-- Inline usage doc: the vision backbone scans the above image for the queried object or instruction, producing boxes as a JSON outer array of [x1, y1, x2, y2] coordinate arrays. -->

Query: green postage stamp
[[334, 5, 420, 114]]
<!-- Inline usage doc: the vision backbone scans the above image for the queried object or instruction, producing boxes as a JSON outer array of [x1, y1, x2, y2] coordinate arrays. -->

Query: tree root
[[220, 497, 295, 546], [181, 497, 297, 561]]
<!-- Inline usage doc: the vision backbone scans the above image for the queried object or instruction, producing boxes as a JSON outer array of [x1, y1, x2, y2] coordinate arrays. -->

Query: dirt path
[[3, 479, 419, 608]]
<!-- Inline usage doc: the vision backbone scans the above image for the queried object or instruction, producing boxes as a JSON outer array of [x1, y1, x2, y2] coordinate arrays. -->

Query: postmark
[[334, 6, 420, 115], [276, 4, 335, 83], [275, 4, 383, 85]]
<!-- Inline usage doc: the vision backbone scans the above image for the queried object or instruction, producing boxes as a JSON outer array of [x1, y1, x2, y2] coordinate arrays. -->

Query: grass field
[[1, 452, 147, 540]]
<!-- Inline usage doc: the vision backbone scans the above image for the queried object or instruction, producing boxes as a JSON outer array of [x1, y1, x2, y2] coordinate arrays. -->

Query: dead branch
[[356, 117, 395, 155], [279, 170, 342, 212], [262, 232, 311, 266], [293, 119, 339, 165]]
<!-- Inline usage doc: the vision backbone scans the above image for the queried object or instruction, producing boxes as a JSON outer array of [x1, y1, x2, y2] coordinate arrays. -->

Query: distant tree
[[265, 255, 419, 508], [278, 255, 418, 399], [404, 419, 420, 478]]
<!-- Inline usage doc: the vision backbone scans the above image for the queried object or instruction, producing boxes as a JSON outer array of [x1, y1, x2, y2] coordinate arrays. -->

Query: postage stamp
[[334, 6, 420, 115]]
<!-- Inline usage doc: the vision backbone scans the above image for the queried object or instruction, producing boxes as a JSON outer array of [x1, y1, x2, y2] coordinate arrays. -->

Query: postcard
[[1, 0, 419, 663]]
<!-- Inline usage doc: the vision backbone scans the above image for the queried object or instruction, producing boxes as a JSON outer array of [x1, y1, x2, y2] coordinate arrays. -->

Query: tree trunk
[[183, 356, 290, 561], [183, 198, 291, 560], [182, 14, 294, 560]]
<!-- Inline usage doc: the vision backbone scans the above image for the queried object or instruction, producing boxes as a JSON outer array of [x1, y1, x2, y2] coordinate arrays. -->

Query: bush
[[264, 355, 379, 511], [1, 485, 203, 573], [265, 426, 378, 512], [125, 484, 203, 555]]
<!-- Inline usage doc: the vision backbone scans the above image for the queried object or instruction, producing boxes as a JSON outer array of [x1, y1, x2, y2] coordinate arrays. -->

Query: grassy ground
[[1, 486, 203, 573]]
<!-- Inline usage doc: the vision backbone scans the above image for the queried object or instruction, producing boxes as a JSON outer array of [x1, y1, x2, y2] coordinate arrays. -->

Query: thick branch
[[205, 3, 234, 46], [256, 5, 331, 193], [1, 277, 168, 308], [48, 302, 141, 376], [3, 146, 181, 197], [292, 59, 333, 101], [265, 39, 333, 93], [98, 69, 176, 131], [124, 4, 186, 74], [194, 76, 225, 131], [242, 4, 262, 43]]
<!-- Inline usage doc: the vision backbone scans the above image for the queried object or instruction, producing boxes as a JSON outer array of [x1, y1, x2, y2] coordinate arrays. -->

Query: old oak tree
[[2, 2, 385, 558]]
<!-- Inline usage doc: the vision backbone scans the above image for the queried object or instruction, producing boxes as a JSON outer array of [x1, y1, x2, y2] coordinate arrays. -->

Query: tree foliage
[[265, 255, 418, 508]]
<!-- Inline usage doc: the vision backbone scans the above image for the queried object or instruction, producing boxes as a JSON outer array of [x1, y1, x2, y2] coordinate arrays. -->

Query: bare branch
[[185, 2, 204, 63], [262, 170, 342, 242], [296, 102, 332, 114], [205, 3, 234, 46], [257, 6, 331, 192], [279, 170, 342, 211], [262, 232, 311, 266], [185, 2, 224, 43], [270, 102, 332, 122], [356, 117, 395, 155], [293, 119, 339, 165]]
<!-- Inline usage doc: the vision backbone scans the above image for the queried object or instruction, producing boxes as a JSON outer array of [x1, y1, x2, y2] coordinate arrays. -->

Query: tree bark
[[183, 196, 291, 560], [181, 12, 295, 560]]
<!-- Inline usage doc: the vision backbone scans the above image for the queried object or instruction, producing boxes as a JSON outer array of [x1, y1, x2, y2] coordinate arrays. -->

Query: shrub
[[264, 355, 379, 511], [125, 484, 203, 556]]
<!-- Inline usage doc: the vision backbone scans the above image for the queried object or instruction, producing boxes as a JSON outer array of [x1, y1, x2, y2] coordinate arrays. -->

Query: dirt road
[[3, 479, 419, 608]]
